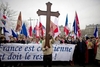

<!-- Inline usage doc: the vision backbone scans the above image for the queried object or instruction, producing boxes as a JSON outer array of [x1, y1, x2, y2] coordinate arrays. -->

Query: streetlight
[[69, 23, 71, 32]]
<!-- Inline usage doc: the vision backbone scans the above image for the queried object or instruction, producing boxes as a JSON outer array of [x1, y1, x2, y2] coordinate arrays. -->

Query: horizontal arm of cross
[[37, 9, 47, 16], [51, 11, 60, 17]]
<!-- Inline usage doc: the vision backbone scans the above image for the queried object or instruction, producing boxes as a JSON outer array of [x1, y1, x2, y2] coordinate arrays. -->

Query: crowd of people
[[0, 34, 100, 67]]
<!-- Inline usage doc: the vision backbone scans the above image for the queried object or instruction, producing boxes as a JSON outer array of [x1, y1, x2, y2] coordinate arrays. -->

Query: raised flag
[[75, 11, 81, 37], [11, 29, 18, 38], [39, 17, 43, 37], [93, 25, 98, 38], [3, 27, 11, 40], [1, 15, 7, 25], [0, 12, 8, 27], [70, 31, 76, 39], [35, 22, 40, 38], [73, 19, 77, 35], [42, 25, 46, 36], [1, 14, 12, 40], [20, 23, 28, 37], [15, 12, 22, 32], [38, 16, 46, 37], [64, 14, 69, 36], [53, 17, 60, 38], [50, 20, 57, 36], [28, 21, 32, 37], [33, 26, 36, 34]]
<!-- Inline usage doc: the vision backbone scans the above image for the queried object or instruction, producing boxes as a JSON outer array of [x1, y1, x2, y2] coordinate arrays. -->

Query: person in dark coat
[[64, 36, 76, 66], [0, 35, 8, 67], [77, 37, 87, 67]]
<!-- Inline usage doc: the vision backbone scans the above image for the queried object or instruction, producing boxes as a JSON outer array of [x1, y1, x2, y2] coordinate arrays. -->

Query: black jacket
[[77, 40, 87, 53]]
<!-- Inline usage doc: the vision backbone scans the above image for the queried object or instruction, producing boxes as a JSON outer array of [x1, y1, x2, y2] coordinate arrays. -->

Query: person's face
[[72, 38, 74, 41], [18, 37, 21, 40], [79, 37, 82, 41], [98, 39, 100, 42], [88, 39, 90, 42], [32, 38, 36, 42], [68, 37, 71, 41], [10, 38, 14, 41], [2, 38, 5, 40]]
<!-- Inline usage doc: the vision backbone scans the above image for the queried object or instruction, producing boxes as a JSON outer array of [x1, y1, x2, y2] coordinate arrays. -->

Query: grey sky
[[1, 0, 100, 29]]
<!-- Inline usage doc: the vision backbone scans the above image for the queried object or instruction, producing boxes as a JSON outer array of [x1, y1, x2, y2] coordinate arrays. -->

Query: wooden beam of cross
[[37, 2, 60, 48]]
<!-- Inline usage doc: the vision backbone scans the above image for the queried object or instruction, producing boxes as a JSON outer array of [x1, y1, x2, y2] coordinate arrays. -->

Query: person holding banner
[[64, 36, 75, 66], [42, 36, 54, 67], [95, 38, 100, 66], [16, 34, 25, 44], [0, 35, 8, 67], [0, 34, 8, 43]]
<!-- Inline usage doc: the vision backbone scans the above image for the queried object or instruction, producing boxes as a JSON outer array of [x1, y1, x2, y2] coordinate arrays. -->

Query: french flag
[[11, 29, 18, 38], [93, 25, 98, 38], [64, 14, 69, 36], [20, 23, 28, 37], [73, 19, 77, 35], [72, 19, 77, 39], [3, 27, 11, 40]]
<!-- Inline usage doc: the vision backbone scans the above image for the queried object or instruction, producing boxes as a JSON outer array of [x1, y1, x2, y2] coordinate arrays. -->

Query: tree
[[0, 2, 17, 34], [0, 2, 17, 20]]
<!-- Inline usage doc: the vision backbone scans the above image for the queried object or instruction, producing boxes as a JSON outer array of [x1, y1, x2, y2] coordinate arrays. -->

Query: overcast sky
[[1, 0, 100, 29]]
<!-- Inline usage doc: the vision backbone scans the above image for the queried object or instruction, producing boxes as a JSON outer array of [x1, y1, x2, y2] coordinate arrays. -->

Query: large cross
[[37, 2, 60, 48]]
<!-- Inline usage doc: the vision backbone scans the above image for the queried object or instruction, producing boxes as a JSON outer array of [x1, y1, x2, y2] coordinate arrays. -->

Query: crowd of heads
[[0, 33, 100, 45]]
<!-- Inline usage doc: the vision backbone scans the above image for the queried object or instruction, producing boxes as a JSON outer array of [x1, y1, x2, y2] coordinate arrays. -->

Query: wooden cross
[[37, 2, 60, 48]]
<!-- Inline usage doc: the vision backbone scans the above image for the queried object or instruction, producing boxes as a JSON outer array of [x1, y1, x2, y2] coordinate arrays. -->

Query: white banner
[[0, 43, 75, 61]]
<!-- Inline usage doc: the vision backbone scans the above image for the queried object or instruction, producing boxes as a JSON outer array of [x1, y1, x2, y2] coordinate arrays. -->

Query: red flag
[[39, 17, 45, 37], [53, 18, 60, 38], [75, 11, 81, 37], [39, 22, 43, 37], [35, 22, 40, 38], [28, 22, 32, 37], [50, 20, 58, 36], [0, 12, 8, 27], [53, 18, 58, 33], [3, 15, 7, 19], [15, 12, 22, 32]]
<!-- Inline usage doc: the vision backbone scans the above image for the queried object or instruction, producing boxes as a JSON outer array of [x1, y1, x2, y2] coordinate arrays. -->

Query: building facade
[[59, 24, 100, 37], [84, 24, 100, 37]]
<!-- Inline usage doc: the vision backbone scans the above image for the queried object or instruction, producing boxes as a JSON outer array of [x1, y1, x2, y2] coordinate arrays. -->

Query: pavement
[[2, 61, 100, 67], [16, 64, 99, 67]]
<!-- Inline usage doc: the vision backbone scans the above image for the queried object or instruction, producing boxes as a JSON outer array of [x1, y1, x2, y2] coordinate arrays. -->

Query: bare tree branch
[[0, 2, 17, 34], [0, 2, 17, 20]]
